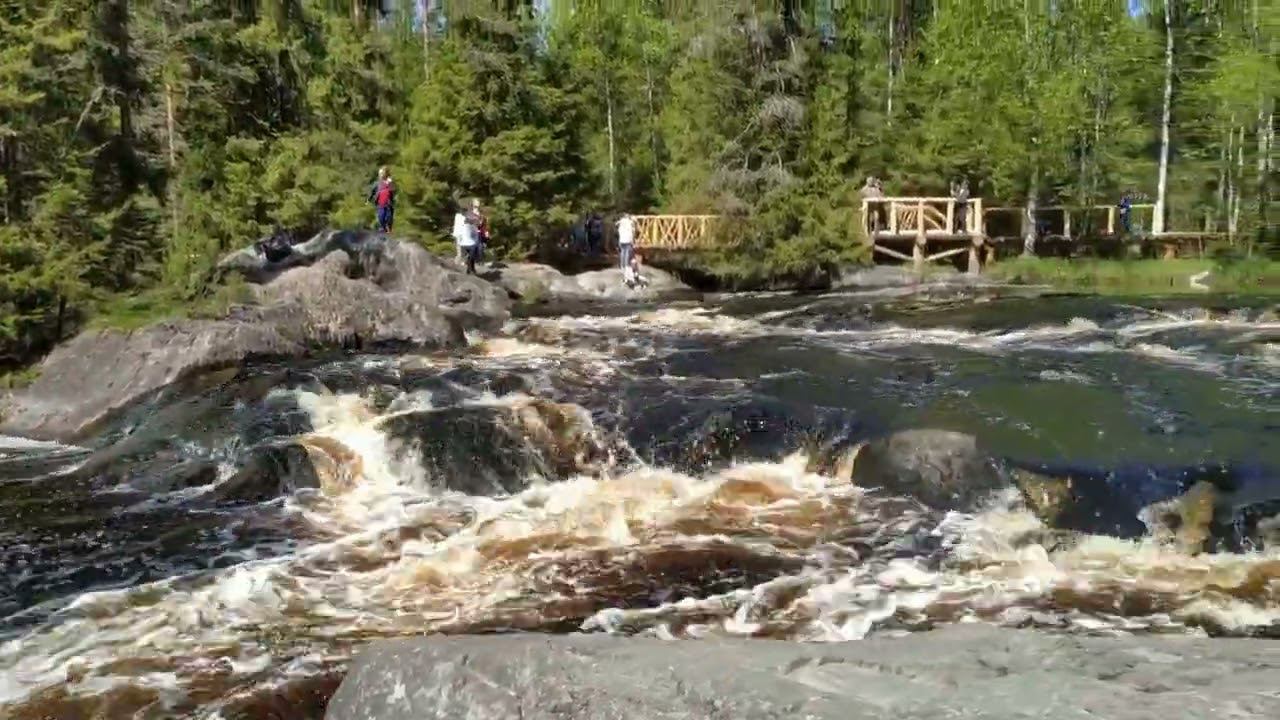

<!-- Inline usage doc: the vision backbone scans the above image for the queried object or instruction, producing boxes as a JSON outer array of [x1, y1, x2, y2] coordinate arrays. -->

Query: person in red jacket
[[367, 167, 396, 233]]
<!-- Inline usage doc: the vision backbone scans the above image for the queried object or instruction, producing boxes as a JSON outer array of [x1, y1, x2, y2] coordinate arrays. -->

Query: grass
[[89, 279, 257, 332], [985, 257, 1280, 295]]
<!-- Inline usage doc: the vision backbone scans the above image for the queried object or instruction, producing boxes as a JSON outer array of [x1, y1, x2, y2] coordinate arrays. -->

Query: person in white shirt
[[452, 204, 478, 274], [616, 212, 635, 282], [452, 209, 467, 263]]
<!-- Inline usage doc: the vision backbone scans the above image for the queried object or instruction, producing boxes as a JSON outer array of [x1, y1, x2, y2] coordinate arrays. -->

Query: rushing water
[[1, 287, 1278, 718]]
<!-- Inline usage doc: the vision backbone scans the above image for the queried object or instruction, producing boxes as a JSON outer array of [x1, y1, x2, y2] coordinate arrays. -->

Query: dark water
[[1, 289, 1277, 718]]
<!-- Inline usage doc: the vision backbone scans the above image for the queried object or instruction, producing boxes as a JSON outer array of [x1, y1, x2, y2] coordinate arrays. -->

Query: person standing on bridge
[[861, 176, 885, 233], [952, 178, 970, 233], [616, 212, 635, 279], [1117, 191, 1133, 234]]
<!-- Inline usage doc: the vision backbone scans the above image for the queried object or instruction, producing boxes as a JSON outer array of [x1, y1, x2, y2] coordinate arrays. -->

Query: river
[[1, 286, 1278, 718]]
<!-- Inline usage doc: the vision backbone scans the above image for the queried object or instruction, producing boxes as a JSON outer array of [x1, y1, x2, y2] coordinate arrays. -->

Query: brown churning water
[[1, 296, 1278, 718]]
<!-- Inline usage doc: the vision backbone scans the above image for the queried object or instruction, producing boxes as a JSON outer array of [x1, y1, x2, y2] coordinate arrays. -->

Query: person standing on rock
[[368, 167, 396, 233], [587, 212, 604, 255], [615, 212, 635, 282], [468, 199, 490, 268], [455, 201, 480, 275]]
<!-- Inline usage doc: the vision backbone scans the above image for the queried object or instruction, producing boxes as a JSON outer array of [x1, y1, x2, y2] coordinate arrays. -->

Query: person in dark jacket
[[368, 167, 396, 233], [467, 198, 490, 267], [586, 213, 604, 255], [571, 216, 588, 254], [1117, 191, 1133, 234], [951, 178, 970, 233]]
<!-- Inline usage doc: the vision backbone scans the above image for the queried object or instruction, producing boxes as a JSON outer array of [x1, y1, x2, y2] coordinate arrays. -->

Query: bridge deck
[[609, 199, 1225, 273]]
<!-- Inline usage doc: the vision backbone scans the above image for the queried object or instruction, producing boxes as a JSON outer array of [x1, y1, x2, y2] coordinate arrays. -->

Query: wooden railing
[[632, 214, 720, 250], [982, 204, 1157, 237], [861, 197, 985, 238]]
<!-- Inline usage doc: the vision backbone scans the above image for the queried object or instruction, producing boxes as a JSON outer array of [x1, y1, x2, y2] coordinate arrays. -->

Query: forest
[[0, 0, 1276, 368]]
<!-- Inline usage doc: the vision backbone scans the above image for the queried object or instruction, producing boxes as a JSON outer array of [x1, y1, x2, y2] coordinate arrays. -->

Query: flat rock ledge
[[327, 624, 1280, 720]]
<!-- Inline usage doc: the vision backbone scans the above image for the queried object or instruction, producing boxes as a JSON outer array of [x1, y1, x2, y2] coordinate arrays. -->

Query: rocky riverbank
[[0, 231, 706, 442], [326, 624, 1280, 720]]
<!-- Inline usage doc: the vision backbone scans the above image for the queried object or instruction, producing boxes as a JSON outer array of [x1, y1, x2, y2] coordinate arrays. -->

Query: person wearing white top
[[453, 206, 478, 274], [452, 210, 467, 261], [616, 213, 635, 282]]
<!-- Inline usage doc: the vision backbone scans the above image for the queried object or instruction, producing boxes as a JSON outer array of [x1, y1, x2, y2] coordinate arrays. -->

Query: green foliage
[[987, 257, 1280, 295], [0, 0, 1275, 368]]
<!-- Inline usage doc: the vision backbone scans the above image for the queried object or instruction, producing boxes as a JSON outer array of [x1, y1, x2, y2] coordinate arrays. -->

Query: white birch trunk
[[1153, 0, 1174, 237], [886, 7, 895, 123], [605, 74, 616, 201]]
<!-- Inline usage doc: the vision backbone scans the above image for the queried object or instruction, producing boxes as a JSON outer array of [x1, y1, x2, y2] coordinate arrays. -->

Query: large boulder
[[849, 429, 1008, 511], [376, 398, 611, 496], [0, 231, 510, 442], [490, 262, 699, 304], [326, 625, 1280, 720]]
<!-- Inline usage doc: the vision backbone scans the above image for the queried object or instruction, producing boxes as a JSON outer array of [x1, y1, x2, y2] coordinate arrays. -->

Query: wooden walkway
[[861, 197, 988, 273], [607, 198, 1223, 272]]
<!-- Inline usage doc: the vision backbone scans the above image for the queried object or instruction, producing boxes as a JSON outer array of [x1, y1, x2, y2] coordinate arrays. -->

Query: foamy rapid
[[1, 296, 1276, 719]]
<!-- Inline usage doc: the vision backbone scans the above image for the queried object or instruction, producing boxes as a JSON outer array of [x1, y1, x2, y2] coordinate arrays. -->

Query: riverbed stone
[[849, 429, 1007, 511], [325, 625, 1280, 720]]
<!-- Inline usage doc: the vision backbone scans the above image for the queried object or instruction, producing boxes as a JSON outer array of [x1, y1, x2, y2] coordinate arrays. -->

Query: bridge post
[[914, 225, 926, 274], [968, 234, 983, 276]]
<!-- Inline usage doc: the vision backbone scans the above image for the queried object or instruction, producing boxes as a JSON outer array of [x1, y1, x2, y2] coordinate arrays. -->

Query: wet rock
[[490, 262, 699, 304], [378, 399, 608, 496], [209, 443, 320, 504], [849, 429, 1007, 511], [1, 231, 510, 442], [1015, 462, 1280, 552], [1140, 481, 1220, 554], [327, 625, 1280, 720]]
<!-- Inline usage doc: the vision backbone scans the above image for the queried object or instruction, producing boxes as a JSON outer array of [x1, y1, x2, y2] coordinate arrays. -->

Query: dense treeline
[[0, 0, 1275, 367]]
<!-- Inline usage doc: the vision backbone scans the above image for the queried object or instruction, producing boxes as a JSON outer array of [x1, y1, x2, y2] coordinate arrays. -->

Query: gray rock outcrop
[[490, 262, 699, 303], [0, 231, 510, 442], [326, 625, 1280, 720]]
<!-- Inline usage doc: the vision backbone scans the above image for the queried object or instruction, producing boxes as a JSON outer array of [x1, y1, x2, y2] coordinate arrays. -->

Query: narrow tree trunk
[[165, 80, 180, 240], [1256, 99, 1271, 241], [886, 6, 895, 123], [1153, 0, 1174, 236], [1218, 134, 1228, 236], [102, 0, 138, 194], [423, 2, 430, 79], [605, 74, 616, 202], [1230, 125, 1243, 239], [646, 62, 660, 192], [1, 137, 9, 224]]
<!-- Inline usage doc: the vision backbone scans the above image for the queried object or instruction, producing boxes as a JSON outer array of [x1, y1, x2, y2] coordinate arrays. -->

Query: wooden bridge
[[597, 199, 1221, 271], [632, 214, 721, 250], [861, 197, 989, 273]]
